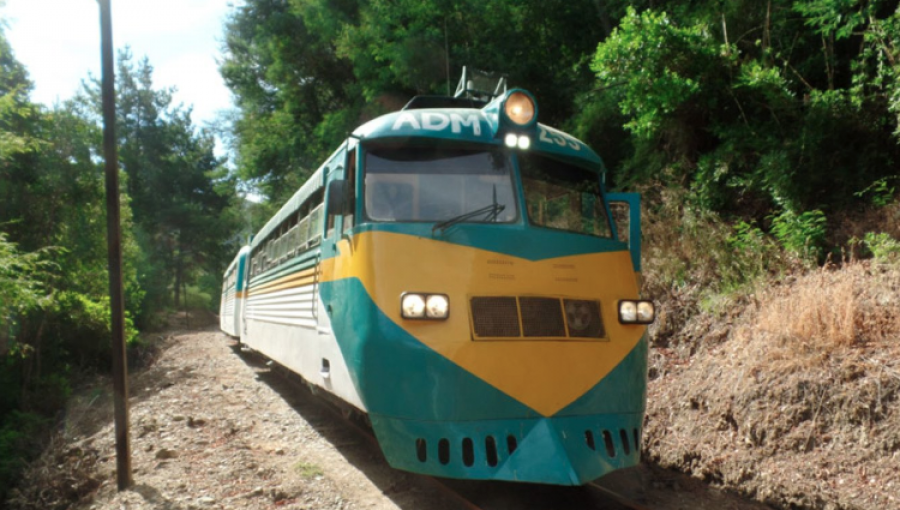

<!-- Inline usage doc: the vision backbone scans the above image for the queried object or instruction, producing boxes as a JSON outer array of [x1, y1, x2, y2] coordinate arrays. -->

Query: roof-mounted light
[[504, 91, 536, 127]]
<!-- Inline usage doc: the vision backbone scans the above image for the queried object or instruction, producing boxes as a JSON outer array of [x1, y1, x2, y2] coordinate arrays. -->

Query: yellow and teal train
[[220, 78, 654, 485]]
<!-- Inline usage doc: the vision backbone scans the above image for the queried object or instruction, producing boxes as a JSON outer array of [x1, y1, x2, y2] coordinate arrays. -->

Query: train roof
[[225, 245, 250, 273], [353, 106, 604, 168]]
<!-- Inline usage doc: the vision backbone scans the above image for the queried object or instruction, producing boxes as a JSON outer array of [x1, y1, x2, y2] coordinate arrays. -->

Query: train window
[[519, 154, 613, 238], [343, 149, 357, 233], [364, 146, 517, 223], [310, 204, 323, 243]]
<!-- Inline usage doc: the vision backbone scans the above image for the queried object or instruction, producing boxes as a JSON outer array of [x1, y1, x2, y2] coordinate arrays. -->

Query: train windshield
[[519, 153, 613, 238], [364, 146, 518, 223]]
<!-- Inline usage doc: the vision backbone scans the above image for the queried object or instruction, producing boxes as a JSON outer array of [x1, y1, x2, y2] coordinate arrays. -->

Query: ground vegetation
[[0, 26, 241, 500]]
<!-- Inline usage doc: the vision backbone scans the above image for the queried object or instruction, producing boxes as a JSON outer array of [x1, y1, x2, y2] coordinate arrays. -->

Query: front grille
[[471, 297, 521, 337], [520, 297, 566, 337], [471, 296, 605, 340], [564, 299, 605, 338]]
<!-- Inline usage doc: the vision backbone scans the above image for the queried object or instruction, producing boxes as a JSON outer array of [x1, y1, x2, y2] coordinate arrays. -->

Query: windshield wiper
[[432, 203, 506, 234]]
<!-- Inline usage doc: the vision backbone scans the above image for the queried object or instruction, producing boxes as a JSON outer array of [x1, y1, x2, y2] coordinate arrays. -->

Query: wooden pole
[[99, 0, 133, 491]]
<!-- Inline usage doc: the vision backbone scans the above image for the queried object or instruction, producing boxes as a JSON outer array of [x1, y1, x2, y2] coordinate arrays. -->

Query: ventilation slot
[[520, 297, 566, 337], [603, 430, 616, 458], [620, 429, 631, 455], [563, 299, 605, 338], [438, 439, 450, 465], [471, 297, 520, 337], [633, 428, 641, 453], [485, 436, 499, 467], [416, 438, 427, 462], [462, 438, 475, 467], [507, 435, 518, 455], [585, 430, 596, 451]]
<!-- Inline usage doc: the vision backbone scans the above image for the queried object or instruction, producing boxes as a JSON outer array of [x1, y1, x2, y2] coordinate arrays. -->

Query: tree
[[220, 0, 608, 204], [79, 50, 239, 315], [588, 3, 900, 220]]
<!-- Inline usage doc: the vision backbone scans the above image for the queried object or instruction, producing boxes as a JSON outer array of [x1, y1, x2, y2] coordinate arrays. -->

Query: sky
[[0, 0, 236, 135]]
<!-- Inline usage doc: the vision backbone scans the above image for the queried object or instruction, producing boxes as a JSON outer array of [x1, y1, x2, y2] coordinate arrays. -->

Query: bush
[[863, 232, 900, 265], [0, 411, 46, 502]]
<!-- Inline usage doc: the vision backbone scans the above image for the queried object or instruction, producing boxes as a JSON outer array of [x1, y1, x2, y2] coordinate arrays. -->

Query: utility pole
[[99, 0, 133, 491]]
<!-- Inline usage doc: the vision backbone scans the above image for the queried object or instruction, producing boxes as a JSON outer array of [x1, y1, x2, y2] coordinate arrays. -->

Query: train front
[[319, 90, 654, 485]]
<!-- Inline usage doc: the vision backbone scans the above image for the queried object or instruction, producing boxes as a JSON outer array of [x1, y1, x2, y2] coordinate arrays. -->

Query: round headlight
[[504, 133, 518, 148], [504, 91, 535, 126], [517, 135, 531, 150], [401, 294, 426, 319], [637, 301, 655, 323], [425, 295, 449, 319], [618, 301, 637, 323]]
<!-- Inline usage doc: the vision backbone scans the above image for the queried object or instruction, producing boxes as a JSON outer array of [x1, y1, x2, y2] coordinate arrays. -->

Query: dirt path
[[8, 327, 772, 510]]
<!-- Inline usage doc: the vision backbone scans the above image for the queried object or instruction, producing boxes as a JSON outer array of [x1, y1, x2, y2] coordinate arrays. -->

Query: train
[[219, 70, 655, 485]]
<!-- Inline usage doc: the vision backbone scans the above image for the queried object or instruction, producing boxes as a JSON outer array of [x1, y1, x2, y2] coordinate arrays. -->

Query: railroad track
[[242, 344, 655, 510]]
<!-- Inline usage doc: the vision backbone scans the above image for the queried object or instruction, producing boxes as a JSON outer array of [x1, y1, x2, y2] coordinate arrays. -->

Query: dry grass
[[640, 187, 792, 346], [738, 262, 900, 368]]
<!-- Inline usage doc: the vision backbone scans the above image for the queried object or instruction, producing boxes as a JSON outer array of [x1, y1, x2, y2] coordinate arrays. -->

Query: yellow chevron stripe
[[319, 231, 646, 417]]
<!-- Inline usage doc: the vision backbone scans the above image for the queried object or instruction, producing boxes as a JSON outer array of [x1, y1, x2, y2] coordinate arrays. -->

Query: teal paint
[[319, 277, 647, 484], [235, 248, 249, 292], [606, 193, 643, 272], [354, 108, 602, 167], [559, 333, 649, 416], [370, 412, 643, 484]]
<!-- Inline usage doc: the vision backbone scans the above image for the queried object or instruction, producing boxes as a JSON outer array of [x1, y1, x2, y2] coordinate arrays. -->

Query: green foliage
[[0, 411, 46, 502], [855, 176, 898, 207], [863, 232, 900, 264], [644, 189, 786, 302], [592, 8, 723, 139], [78, 50, 239, 322], [769, 209, 828, 262], [0, 233, 47, 338], [590, 2, 900, 216]]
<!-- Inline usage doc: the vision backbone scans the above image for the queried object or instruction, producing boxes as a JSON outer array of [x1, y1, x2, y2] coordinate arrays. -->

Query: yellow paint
[[248, 267, 317, 297], [320, 231, 646, 417]]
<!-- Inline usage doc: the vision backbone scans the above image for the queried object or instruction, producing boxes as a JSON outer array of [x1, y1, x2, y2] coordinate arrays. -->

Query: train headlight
[[504, 133, 531, 150], [401, 294, 426, 319], [504, 91, 536, 126], [425, 295, 450, 319], [637, 301, 655, 323], [401, 293, 449, 320], [618, 300, 655, 324]]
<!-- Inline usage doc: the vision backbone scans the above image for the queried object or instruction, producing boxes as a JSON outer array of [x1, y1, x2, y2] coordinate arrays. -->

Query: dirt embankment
[[645, 262, 900, 510]]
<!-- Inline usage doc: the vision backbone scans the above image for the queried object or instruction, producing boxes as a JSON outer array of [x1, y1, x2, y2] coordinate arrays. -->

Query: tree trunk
[[174, 256, 182, 309]]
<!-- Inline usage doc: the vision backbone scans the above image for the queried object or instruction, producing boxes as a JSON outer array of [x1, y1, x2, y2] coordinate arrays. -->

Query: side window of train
[[326, 164, 344, 239], [609, 201, 630, 244], [343, 149, 356, 233]]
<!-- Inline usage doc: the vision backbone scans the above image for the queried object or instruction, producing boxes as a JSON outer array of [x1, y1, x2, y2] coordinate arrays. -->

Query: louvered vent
[[470, 297, 521, 337], [470, 296, 605, 340], [519, 297, 566, 337]]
